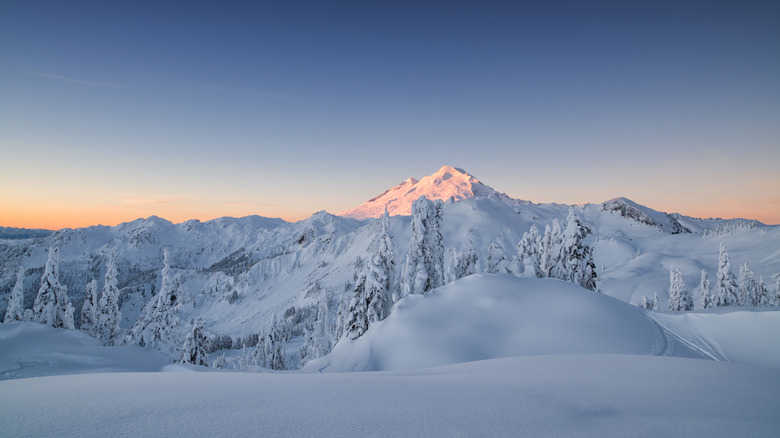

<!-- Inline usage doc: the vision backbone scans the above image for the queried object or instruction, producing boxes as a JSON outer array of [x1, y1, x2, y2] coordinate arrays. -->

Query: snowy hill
[[337, 165, 522, 219]]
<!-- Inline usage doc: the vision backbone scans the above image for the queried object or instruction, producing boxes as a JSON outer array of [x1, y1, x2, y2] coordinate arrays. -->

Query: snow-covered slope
[[337, 165, 521, 219], [306, 275, 703, 372], [2, 355, 779, 438]]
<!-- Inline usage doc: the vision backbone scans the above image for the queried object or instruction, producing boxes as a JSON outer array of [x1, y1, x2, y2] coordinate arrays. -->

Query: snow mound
[[309, 274, 704, 372], [0, 323, 170, 380], [338, 165, 517, 219]]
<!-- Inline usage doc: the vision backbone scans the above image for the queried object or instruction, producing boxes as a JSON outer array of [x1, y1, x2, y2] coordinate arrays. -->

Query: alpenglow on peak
[[337, 166, 511, 219]]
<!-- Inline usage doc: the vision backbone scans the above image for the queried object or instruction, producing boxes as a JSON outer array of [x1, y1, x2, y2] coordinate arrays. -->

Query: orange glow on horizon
[[2, 199, 779, 230]]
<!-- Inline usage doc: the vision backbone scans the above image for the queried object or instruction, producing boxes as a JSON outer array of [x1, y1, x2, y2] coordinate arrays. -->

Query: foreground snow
[[1, 355, 778, 437]]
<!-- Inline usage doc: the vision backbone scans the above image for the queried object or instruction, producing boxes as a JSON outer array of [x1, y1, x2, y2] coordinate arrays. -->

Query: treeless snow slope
[[1, 355, 778, 438]]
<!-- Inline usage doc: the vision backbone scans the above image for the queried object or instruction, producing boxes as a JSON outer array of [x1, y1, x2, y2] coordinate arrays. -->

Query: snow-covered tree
[[774, 274, 780, 306], [255, 313, 286, 370], [345, 209, 396, 341], [516, 224, 541, 277], [738, 262, 757, 307], [4, 267, 26, 323], [668, 268, 692, 311], [126, 248, 179, 348], [700, 269, 713, 310], [715, 243, 739, 307], [637, 293, 659, 310], [33, 247, 75, 329], [80, 279, 99, 333], [445, 246, 478, 283], [486, 240, 509, 274], [558, 208, 598, 291], [300, 296, 332, 365], [94, 255, 122, 344], [756, 276, 768, 307], [543, 219, 564, 279], [400, 196, 445, 298], [179, 321, 209, 367]]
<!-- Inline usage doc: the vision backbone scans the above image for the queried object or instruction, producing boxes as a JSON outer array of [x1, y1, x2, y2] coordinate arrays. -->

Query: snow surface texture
[[1, 356, 778, 437]]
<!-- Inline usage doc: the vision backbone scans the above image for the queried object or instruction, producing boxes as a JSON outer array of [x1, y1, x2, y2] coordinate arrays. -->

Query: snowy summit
[[338, 165, 515, 219]]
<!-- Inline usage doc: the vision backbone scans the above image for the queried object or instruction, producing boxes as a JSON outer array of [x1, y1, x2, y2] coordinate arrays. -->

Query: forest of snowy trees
[[4, 196, 780, 370]]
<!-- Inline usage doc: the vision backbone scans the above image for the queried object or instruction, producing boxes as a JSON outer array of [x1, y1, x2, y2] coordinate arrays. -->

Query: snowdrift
[[308, 275, 705, 372], [0, 322, 170, 380]]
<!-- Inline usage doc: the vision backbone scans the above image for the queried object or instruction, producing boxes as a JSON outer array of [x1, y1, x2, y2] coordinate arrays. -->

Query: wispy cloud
[[29, 71, 138, 90]]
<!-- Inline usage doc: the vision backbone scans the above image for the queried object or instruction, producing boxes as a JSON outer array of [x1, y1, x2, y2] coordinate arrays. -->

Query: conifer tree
[[95, 255, 122, 344], [127, 248, 179, 348], [300, 296, 332, 365], [4, 267, 26, 323], [33, 247, 75, 329], [516, 224, 541, 277], [559, 208, 598, 290], [738, 262, 757, 307], [486, 240, 509, 274], [668, 268, 692, 311], [700, 269, 713, 309], [400, 196, 445, 297], [774, 274, 780, 306], [715, 243, 739, 307], [652, 292, 659, 310], [80, 279, 99, 333], [179, 321, 209, 366], [756, 276, 768, 307]]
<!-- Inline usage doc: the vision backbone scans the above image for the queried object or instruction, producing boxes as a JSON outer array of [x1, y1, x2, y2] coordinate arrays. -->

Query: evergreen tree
[[400, 196, 445, 297], [700, 269, 713, 309], [300, 296, 332, 365], [738, 262, 757, 306], [538, 224, 554, 278], [638, 295, 651, 309], [264, 313, 287, 370], [346, 209, 395, 340], [547, 219, 565, 280], [668, 268, 692, 311], [516, 224, 541, 277], [774, 274, 780, 306], [652, 292, 659, 310], [445, 246, 478, 283], [715, 243, 739, 307], [179, 321, 209, 366], [127, 248, 179, 348], [756, 276, 768, 307], [80, 279, 99, 333], [94, 255, 122, 344], [486, 240, 509, 274], [33, 247, 75, 329], [559, 208, 598, 291], [4, 267, 26, 323]]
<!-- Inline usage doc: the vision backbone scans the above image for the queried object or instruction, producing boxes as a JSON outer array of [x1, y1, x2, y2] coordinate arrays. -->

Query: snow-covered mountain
[[337, 165, 522, 219], [1, 166, 779, 368]]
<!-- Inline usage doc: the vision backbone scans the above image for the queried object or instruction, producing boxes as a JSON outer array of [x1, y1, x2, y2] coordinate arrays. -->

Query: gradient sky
[[2, 0, 779, 229]]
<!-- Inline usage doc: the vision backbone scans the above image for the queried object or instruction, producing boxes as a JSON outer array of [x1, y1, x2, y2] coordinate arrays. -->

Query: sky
[[1, 0, 779, 229]]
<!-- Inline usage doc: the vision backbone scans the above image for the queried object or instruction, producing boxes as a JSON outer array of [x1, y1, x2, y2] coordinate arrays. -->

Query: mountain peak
[[338, 166, 508, 219]]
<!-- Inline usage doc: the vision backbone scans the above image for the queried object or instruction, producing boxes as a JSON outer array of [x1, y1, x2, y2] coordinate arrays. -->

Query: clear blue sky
[[2, 0, 779, 228]]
